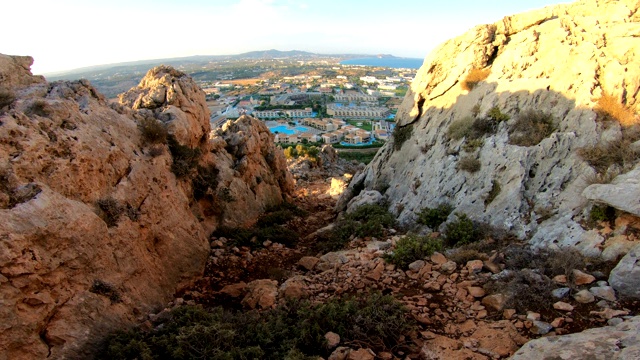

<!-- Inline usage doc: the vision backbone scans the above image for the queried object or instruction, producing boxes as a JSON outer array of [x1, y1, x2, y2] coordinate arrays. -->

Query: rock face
[[338, 0, 640, 255], [510, 316, 640, 360], [609, 244, 640, 300], [0, 55, 292, 359]]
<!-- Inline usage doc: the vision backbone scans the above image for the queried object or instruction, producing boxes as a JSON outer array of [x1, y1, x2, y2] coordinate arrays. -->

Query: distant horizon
[[42, 49, 425, 76], [4, 0, 565, 75]]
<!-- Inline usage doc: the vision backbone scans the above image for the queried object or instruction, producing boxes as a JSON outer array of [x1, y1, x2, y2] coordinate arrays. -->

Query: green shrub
[[590, 204, 616, 224], [100, 293, 414, 359], [256, 209, 295, 227], [168, 136, 201, 178], [385, 235, 443, 269], [338, 151, 376, 164], [509, 109, 555, 146], [315, 204, 395, 253], [444, 213, 479, 247], [457, 156, 481, 173], [417, 203, 453, 229], [393, 124, 413, 151], [485, 180, 501, 206], [138, 117, 168, 145], [487, 106, 510, 122], [447, 116, 474, 140], [256, 225, 299, 247]]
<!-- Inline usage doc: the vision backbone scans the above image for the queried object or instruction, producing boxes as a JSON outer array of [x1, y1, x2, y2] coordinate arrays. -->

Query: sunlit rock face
[[0, 57, 292, 359], [338, 0, 640, 255]]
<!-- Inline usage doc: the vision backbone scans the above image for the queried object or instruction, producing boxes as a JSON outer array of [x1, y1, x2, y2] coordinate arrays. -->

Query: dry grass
[[447, 116, 474, 140], [595, 94, 637, 127], [461, 69, 490, 91], [458, 156, 481, 173], [578, 137, 639, 174], [138, 117, 168, 145], [509, 109, 555, 146]]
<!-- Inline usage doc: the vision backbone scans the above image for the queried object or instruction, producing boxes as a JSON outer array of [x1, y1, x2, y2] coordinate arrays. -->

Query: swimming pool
[[269, 125, 310, 135]]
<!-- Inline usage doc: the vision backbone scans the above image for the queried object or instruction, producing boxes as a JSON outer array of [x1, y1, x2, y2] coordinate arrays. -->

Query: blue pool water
[[339, 138, 376, 146], [269, 125, 310, 135]]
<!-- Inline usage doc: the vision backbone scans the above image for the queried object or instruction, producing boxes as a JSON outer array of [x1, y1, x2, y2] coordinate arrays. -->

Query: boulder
[[609, 244, 640, 300], [583, 169, 640, 217], [242, 279, 278, 309], [512, 316, 640, 360]]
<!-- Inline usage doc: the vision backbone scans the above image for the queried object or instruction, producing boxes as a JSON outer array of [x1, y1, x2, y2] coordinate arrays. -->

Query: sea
[[340, 57, 423, 69]]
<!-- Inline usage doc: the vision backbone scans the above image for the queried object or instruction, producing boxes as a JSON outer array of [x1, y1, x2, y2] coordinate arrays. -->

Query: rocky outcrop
[[0, 55, 292, 359], [609, 244, 640, 300], [510, 316, 640, 360], [338, 0, 640, 256]]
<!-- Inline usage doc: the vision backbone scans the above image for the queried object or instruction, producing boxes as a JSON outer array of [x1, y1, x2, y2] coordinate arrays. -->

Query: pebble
[[574, 289, 596, 303], [552, 287, 571, 299]]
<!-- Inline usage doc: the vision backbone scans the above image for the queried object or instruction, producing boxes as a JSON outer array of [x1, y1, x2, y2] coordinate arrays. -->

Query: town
[[201, 62, 417, 148]]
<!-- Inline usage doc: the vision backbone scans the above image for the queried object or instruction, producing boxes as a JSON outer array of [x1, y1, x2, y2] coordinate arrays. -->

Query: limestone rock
[[553, 301, 574, 312], [325, 331, 341, 349], [609, 244, 640, 300], [572, 269, 596, 286], [242, 279, 278, 309], [0, 58, 292, 359], [298, 256, 320, 271], [345, 190, 383, 213], [512, 316, 640, 360], [337, 0, 640, 257], [583, 169, 640, 217], [279, 276, 308, 300], [119, 65, 209, 148], [573, 289, 596, 304], [482, 294, 507, 311], [590, 285, 617, 302]]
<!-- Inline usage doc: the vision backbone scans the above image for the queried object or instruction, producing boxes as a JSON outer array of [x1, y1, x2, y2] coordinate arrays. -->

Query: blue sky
[[4, 0, 564, 74]]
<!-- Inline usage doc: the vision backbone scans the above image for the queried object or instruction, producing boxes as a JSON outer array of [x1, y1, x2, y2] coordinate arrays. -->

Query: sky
[[4, 0, 564, 75]]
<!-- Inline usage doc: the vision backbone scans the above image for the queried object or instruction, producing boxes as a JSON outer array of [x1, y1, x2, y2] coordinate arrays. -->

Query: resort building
[[326, 105, 390, 119]]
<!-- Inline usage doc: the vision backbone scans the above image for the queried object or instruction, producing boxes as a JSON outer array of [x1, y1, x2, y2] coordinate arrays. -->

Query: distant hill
[[45, 50, 377, 80]]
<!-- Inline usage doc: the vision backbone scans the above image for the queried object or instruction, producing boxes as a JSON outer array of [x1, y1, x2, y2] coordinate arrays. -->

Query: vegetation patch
[[100, 293, 414, 359], [337, 151, 376, 164], [384, 235, 443, 269], [193, 165, 219, 200], [90, 279, 121, 303], [282, 144, 320, 162], [417, 203, 453, 230], [447, 116, 474, 140], [168, 136, 201, 178], [462, 138, 484, 152], [444, 213, 481, 247], [213, 203, 304, 248], [393, 124, 413, 151], [589, 204, 616, 225], [457, 156, 481, 173], [315, 204, 395, 253], [487, 106, 510, 122], [26, 99, 50, 117], [461, 68, 490, 91], [509, 109, 555, 146], [138, 117, 168, 145], [578, 136, 640, 174], [0, 87, 15, 111], [595, 93, 637, 127], [484, 180, 501, 206]]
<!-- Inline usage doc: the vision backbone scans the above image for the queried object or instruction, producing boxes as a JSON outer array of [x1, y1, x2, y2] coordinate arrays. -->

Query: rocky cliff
[[339, 0, 640, 257], [0, 55, 292, 359]]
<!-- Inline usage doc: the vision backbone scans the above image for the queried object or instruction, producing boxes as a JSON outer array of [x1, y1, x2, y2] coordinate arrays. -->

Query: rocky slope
[[0, 55, 292, 359], [339, 0, 640, 258]]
